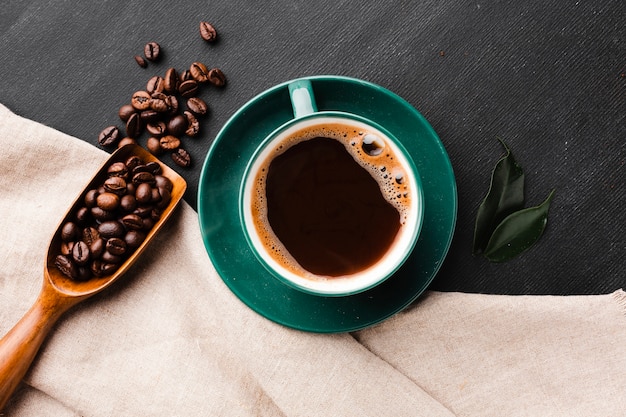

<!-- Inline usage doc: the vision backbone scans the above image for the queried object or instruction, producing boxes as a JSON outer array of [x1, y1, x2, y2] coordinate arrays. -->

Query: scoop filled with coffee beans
[[0, 144, 186, 409]]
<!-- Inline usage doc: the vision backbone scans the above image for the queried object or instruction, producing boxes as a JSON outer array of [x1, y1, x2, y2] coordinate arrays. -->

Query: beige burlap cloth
[[0, 103, 624, 416]]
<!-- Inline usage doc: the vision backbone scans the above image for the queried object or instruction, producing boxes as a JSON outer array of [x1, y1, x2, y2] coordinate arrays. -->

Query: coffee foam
[[248, 120, 415, 281]]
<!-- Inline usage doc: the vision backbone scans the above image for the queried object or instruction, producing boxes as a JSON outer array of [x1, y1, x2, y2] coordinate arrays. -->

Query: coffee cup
[[240, 79, 424, 296]]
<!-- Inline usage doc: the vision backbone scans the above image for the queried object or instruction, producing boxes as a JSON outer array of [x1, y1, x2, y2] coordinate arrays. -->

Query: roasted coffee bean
[[159, 135, 181, 150], [131, 91, 152, 110], [199, 21, 218, 42], [150, 208, 163, 222], [100, 262, 118, 274], [146, 75, 165, 94], [150, 95, 169, 113], [187, 97, 208, 116], [145, 161, 161, 174], [167, 114, 187, 136], [98, 220, 125, 238], [183, 110, 200, 137], [163, 67, 179, 94], [106, 238, 127, 256], [146, 121, 167, 136], [146, 136, 163, 155], [72, 241, 91, 266], [107, 162, 128, 178], [208, 68, 227, 87], [190, 62, 210, 83], [84, 189, 99, 208], [125, 112, 142, 138], [132, 163, 152, 174], [60, 241, 74, 256], [155, 175, 173, 192], [144, 42, 161, 61], [178, 79, 199, 98], [98, 126, 120, 147], [61, 222, 80, 242], [117, 137, 137, 148], [125, 230, 146, 249], [90, 260, 102, 277], [125, 156, 142, 172], [90, 238, 106, 259], [132, 171, 156, 185], [118, 104, 136, 121], [75, 207, 91, 225], [120, 194, 137, 212], [91, 206, 114, 222], [151, 91, 167, 100], [180, 69, 193, 82], [165, 95, 179, 115], [134, 55, 147, 68], [104, 176, 127, 195], [101, 250, 122, 264], [96, 192, 120, 211], [134, 206, 152, 218], [55, 255, 78, 279], [135, 183, 153, 204], [139, 109, 160, 123], [76, 266, 92, 282], [142, 217, 155, 230], [88, 210, 108, 227], [82, 227, 101, 246], [172, 148, 192, 167], [121, 213, 144, 230], [91, 260, 116, 277], [151, 187, 161, 203], [157, 187, 172, 208]]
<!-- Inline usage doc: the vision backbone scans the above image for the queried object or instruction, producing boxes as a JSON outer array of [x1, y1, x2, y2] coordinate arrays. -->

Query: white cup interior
[[241, 114, 423, 296]]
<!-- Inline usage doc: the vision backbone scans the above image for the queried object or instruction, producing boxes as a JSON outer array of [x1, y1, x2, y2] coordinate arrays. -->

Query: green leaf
[[483, 189, 555, 263], [472, 138, 525, 254]]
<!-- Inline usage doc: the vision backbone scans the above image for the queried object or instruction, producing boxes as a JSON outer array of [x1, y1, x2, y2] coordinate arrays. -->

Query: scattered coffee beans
[[171, 148, 192, 167], [186, 97, 208, 116], [163, 67, 179, 94], [134, 55, 147, 68], [144, 42, 161, 61], [54, 154, 173, 281], [100, 21, 228, 170], [208, 68, 227, 87], [190, 62, 210, 83], [199, 22, 217, 42], [98, 126, 121, 147]]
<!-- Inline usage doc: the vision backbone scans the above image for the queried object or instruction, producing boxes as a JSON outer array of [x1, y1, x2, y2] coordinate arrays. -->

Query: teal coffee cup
[[239, 79, 424, 297]]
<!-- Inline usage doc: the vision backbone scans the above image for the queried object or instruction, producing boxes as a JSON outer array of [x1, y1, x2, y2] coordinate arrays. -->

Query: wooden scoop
[[0, 144, 186, 409]]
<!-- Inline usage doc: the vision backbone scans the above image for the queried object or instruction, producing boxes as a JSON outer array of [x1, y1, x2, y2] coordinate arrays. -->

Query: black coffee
[[266, 137, 400, 276], [249, 122, 413, 278]]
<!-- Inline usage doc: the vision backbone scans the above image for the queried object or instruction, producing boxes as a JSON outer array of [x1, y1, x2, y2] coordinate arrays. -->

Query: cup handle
[[288, 79, 318, 118]]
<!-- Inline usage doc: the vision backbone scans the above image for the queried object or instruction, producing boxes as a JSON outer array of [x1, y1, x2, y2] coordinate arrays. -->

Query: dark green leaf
[[484, 189, 555, 263], [472, 138, 525, 254]]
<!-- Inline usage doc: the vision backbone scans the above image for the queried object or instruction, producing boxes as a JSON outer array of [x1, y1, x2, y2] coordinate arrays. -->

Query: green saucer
[[198, 76, 457, 333]]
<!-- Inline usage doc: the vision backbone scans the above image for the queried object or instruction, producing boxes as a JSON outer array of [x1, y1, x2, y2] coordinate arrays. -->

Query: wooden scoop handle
[[0, 279, 80, 410]]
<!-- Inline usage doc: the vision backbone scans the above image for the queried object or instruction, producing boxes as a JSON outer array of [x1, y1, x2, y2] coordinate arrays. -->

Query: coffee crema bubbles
[[249, 122, 414, 279], [54, 156, 173, 281]]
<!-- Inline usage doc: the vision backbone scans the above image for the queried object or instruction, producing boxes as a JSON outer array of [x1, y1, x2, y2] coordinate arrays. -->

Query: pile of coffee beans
[[98, 22, 226, 168], [54, 155, 173, 281]]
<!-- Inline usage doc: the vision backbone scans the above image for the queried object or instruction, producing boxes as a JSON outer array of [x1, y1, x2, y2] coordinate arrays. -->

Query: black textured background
[[1, 0, 624, 295]]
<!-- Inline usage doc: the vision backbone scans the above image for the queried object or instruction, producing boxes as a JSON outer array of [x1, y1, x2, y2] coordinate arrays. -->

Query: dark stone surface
[[1, 0, 623, 295]]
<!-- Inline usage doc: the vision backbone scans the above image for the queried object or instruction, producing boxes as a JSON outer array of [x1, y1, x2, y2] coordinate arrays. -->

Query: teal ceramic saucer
[[198, 75, 457, 333]]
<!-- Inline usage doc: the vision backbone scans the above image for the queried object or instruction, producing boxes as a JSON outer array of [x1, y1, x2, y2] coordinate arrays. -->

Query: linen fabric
[[1, 104, 624, 416]]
